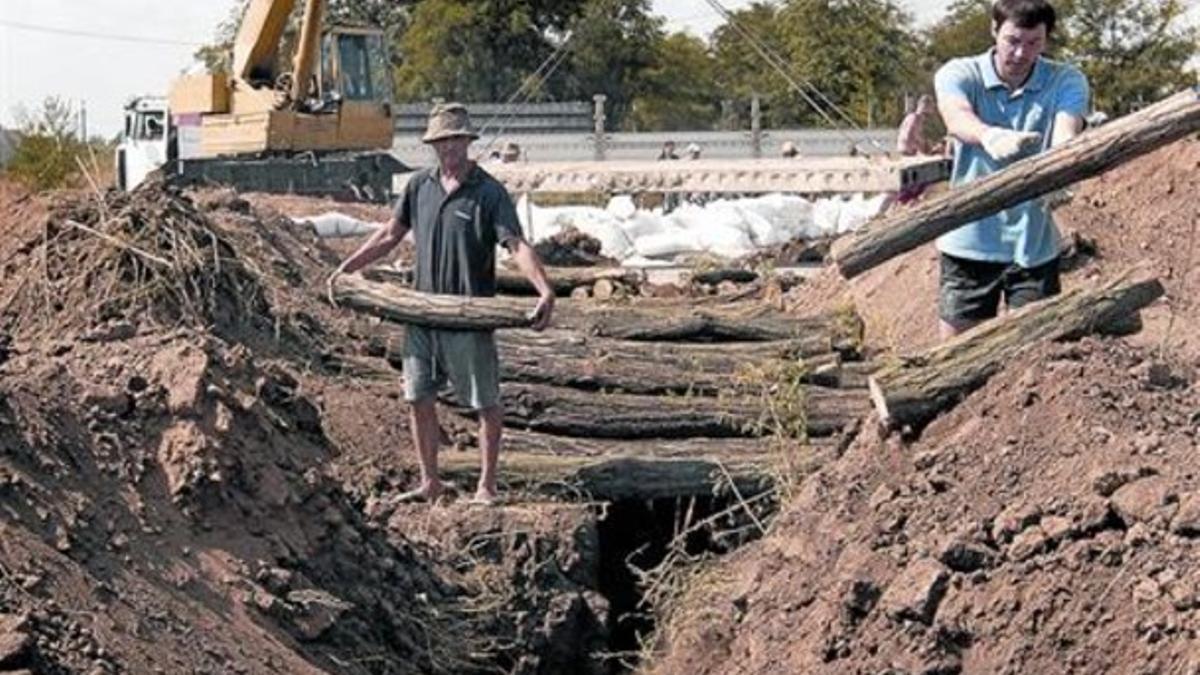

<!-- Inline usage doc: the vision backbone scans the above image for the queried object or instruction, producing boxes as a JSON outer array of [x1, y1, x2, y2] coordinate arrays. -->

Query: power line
[[0, 19, 203, 48]]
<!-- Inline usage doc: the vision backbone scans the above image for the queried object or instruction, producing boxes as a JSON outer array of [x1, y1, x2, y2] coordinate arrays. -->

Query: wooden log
[[331, 274, 535, 330], [341, 272, 863, 351], [832, 87, 1200, 278], [869, 266, 1164, 430], [365, 265, 646, 297], [498, 334, 843, 394], [497, 266, 645, 296], [689, 268, 759, 286], [439, 431, 842, 499], [486, 382, 869, 439], [559, 304, 864, 351]]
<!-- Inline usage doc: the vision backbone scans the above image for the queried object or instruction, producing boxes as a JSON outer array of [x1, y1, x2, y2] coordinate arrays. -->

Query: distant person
[[933, 0, 1088, 340], [657, 140, 680, 160], [685, 143, 702, 160], [329, 103, 555, 506], [780, 141, 800, 158], [897, 94, 936, 155], [500, 141, 522, 163]]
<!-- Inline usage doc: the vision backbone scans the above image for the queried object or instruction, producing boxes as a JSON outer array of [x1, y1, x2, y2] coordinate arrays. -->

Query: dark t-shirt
[[394, 165, 523, 297]]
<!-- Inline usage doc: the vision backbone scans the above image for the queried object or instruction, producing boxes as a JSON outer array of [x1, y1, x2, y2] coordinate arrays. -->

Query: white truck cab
[[115, 97, 170, 191]]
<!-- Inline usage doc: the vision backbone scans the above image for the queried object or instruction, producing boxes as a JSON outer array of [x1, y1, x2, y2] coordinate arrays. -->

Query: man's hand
[[528, 292, 555, 331], [980, 127, 1041, 163]]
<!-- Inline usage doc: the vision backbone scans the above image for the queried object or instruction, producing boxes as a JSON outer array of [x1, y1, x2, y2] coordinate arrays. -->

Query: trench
[[591, 491, 774, 672]]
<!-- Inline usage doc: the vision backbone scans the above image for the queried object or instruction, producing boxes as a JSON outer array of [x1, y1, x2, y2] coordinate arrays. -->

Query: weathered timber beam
[[364, 265, 646, 297], [440, 432, 841, 499], [832, 87, 1200, 278], [869, 266, 1164, 430], [332, 275, 534, 330], [497, 333, 842, 393], [484, 382, 868, 439]]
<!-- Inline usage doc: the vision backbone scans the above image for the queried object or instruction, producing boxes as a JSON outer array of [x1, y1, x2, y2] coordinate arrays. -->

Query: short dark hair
[[992, 0, 1057, 34]]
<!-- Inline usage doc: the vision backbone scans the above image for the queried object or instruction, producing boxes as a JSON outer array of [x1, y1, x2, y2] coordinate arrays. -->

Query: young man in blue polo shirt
[[934, 0, 1090, 339]]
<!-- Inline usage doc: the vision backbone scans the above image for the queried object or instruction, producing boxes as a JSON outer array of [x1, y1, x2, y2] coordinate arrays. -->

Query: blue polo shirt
[[934, 50, 1089, 267]]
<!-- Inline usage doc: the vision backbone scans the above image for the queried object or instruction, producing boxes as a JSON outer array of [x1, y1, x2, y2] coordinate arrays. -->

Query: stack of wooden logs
[[332, 273, 870, 499]]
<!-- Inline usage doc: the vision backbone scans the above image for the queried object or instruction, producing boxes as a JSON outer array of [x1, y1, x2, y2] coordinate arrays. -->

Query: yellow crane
[[118, 0, 405, 201]]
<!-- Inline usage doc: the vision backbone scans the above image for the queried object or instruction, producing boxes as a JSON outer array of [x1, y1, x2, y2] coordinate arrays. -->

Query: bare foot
[[469, 489, 499, 506], [393, 482, 445, 504]]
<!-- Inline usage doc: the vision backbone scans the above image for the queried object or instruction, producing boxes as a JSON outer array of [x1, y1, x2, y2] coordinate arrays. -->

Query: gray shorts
[[938, 253, 1061, 323], [401, 326, 501, 410]]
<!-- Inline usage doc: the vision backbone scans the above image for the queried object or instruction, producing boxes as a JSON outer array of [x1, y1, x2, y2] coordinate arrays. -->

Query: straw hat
[[422, 103, 480, 143]]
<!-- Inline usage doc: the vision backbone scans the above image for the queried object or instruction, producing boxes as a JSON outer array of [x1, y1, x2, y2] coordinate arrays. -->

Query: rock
[[284, 589, 353, 641], [842, 577, 882, 622], [81, 321, 137, 343], [1111, 477, 1178, 526], [1170, 493, 1200, 537], [1133, 578, 1161, 603], [1090, 466, 1156, 498], [1008, 527, 1049, 561], [1040, 516, 1073, 543], [992, 503, 1041, 544], [0, 614, 32, 668], [569, 286, 590, 300], [938, 540, 995, 573], [883, 558, 950, 625]]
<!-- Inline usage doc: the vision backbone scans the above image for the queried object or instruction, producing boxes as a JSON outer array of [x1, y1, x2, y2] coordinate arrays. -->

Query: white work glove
[[980, 127, 1041, 163]]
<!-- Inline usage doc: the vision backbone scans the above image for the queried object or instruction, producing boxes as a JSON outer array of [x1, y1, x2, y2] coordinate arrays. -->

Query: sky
[[1, 0, 1196, 137]]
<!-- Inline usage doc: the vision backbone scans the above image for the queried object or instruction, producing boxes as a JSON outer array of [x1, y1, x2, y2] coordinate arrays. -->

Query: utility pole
[[592, 94, 607, 161], [78, 99, 88, 143], [750, 94, 762, 159]]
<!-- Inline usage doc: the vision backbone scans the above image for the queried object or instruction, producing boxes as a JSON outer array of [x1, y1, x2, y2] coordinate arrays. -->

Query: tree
[[626, 32, 721, 131], [710, 2, 790, 128], [5, 97, 87, 191], [1062, 0, 1198, 115], [922, 0, 994, 69], [558, 0, 663, 128], [777, 0, 924, 127]]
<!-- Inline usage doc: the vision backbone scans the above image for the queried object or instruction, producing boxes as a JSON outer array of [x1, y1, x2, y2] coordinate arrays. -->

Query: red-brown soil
[[648, 138, 1200, 674], [0, 136, 1196, 675]]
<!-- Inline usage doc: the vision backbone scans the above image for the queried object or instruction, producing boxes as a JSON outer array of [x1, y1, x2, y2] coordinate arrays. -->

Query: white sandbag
[[619, 211, 666, 240], [633, 230, 704, 259], [696, 223, 757, 257], [809, 197, 845, 239], [295, 212, 382, 238], [836, 194, 888, 233], [606, 194, 637, 220]]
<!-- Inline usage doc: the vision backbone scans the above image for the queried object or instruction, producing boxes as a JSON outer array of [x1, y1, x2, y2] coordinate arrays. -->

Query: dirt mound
[[787, 137, 1200, 356], [649, 338, 1200, 674], [0, 185, 462, 672]]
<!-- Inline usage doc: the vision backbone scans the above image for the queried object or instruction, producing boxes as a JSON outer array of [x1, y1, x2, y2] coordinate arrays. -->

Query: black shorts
[[938, 253, 1061, 324]]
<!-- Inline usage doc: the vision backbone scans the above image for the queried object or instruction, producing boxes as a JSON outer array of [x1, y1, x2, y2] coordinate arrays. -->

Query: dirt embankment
[[0, 180, 605, 674], [648, 138, 1200, 674]]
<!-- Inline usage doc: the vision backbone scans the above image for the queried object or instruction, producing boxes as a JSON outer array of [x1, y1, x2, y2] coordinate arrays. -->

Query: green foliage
[[778, 0, 923, 127], [1062, 0, 1198, 115], [555, 0, 663, 127], [710, 2, 788, 128], [922, 0, 993, 68], [626, 32, 720, 130], [5, 97, 87, 191]]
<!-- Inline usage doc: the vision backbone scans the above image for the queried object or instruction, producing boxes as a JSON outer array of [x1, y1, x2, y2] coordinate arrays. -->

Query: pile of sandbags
[[515, 193, 887, 264]]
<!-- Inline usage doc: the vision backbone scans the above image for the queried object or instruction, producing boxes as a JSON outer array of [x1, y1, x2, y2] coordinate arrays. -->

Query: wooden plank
[[832, 87, 1200, 278], [869, 266, 1164, 430]]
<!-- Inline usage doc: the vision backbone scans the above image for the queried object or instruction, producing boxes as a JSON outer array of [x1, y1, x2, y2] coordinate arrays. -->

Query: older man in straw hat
[[330, 103, 555, 505]]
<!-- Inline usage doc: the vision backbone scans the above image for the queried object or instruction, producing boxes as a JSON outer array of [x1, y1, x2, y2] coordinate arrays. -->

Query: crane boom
[[232, 0, 298, 84], [290, 0, 326, 106]]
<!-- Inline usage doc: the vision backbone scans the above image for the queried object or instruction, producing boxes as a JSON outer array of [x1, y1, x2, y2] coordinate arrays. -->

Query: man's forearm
[[511, 241, 553, 297], [339, 226, 405, 274]]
